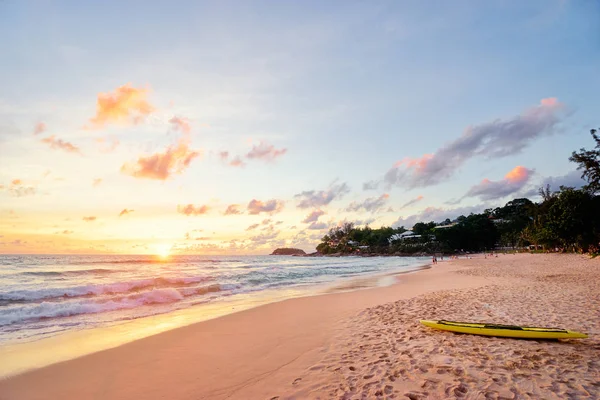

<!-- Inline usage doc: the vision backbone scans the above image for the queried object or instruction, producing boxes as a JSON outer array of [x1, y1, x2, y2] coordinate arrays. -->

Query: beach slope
[[1, 254, 598, 399]]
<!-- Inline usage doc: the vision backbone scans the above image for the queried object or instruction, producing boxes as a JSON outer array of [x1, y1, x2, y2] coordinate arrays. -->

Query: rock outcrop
[[270, 248, 307, 256]]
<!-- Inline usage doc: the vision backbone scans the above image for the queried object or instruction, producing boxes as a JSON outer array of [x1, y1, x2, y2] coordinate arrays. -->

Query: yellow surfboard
[[420, 320, 588, 339]]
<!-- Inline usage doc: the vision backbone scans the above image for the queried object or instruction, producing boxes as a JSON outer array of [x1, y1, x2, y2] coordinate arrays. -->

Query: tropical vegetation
[[316, 129, 600, 255]]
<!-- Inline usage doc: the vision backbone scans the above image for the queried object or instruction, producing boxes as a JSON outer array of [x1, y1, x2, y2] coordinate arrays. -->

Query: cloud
[[302, 209, 326, 223], [307, 222, 328, 230], [41, 135, 81, 154], [295, 182, 350, 209], [169, 116, 191, 134], [184, 229, 206, 240], [464, 166, 534, 201], [246, 141, 287, 162], [119, 209, 134, 217], [121, 134, 200, 180], [384, 98, 565, 188], [400, 195, 424, 209], [56, 230, 74, 235], [88, 83, 155, 128], [346, 194, 390, 213], [363, 180, 380, 191], [10, 187, 36, 197], [249, 229, 280, 244], [541, 170, 587, 191], [0, 239, 27, 247], [92, 178, 103, 187], [224, 204, 242, 215], [229, 156, 245, 167], [96, 136, 120, 153], [82, 216, 97, 222], [246, 223, 260, 231], [392, 204, 487, 229], [352, 218, 377, 226], [219, 151, 246, 167], [6, 180, 35, 197], [33, 122, 46, 135], [247, 199, 285, 215], [177, 204, 210, 216]]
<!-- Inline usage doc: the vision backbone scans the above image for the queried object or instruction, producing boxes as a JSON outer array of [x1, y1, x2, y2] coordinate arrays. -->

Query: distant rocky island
[[270, 248, 306, 256]]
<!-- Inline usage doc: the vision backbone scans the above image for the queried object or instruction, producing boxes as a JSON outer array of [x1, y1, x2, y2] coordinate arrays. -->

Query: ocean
[[0, 254, 428, 346]]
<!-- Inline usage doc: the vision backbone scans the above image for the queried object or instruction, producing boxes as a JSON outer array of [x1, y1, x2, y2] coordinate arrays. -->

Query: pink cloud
[[121, 135, 200, 180], [540, 97, 558, 107], [247, 199, 285, 215], [219, 151, 246, 167], [177, 204, 210, 216], [82, 216, 97, 222], [246, 223, 260, 231], [92, 178, 103, 187], [346, 194, 390, 213], [6, 179, 35, 197], [224, 204, 242, 215], [383, 98, 565, 188], [246, 141, 287, 162], [41, 136, 81, 154], [96, 136, 120, 153], [400, 195, 424, 209], [229, 156, 245, 167], [504, 166, 530, 183], [33, 122, 46, 135], [169, 116, 191, 134], [307, 222, 328, 230], [88, 83, 155, 128], [119, 209, 134, 217], [302, 209, 325, 223], [464, 166, 534, 201]]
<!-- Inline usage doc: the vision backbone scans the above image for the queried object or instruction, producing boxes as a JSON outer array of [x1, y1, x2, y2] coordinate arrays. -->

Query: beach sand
[[0, 254, 598, 399]]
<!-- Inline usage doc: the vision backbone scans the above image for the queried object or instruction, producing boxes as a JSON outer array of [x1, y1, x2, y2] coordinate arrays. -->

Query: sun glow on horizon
[[155, 244, 172, 259]]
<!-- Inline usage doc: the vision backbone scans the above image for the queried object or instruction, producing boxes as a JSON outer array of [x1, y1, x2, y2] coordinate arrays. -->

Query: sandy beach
[[1, 253, 598, 399]]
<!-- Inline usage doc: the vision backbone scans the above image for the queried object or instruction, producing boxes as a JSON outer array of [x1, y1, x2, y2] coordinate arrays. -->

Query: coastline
[[1, 254, 598, 399], [0, 259, 430, 378]]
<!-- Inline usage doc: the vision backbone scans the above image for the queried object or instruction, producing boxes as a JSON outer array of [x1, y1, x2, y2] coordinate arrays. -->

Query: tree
[[570, 128, 600, 194]]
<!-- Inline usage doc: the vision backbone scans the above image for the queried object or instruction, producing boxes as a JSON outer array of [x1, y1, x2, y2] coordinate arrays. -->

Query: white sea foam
[[0, 288, 185, 326], [0, 276, 213, 302]]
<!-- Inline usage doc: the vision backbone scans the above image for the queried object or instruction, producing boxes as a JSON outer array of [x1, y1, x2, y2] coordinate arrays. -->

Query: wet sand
[[1, 254, 598, 399]]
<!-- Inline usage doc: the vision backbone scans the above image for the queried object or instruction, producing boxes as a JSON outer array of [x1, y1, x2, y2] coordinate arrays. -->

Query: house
[[388, 231, 420, 244]]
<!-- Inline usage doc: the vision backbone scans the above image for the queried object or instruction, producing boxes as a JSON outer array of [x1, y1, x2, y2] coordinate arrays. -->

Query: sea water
[[0, 254, 428, 346]]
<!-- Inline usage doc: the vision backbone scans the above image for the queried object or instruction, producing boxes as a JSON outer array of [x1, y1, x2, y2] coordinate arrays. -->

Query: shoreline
[[1, 254, 597, 399], [0, 260, 430, 378]]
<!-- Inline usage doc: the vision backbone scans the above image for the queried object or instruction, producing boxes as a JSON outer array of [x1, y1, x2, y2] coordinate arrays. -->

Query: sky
[[0, 0, 599, 255]]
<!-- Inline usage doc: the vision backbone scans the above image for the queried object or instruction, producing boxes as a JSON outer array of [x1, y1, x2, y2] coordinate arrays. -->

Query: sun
[[155, 244, 172, 259]]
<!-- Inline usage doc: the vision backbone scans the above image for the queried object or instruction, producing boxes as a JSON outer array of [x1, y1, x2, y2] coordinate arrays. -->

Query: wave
[[0, 282, 239, 327], [22, 268, 121, 277], [0, 276, 214, 302], [78, 258, 180, 265], [0, 288, 186, 326], [75, 258, 241, 265]]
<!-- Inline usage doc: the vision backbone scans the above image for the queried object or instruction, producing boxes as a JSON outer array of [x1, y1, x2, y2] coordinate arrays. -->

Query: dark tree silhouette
[[570, 129, 600, 194]]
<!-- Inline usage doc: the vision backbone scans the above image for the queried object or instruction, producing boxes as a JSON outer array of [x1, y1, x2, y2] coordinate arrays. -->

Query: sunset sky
[[1, 1, 598, 255]]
